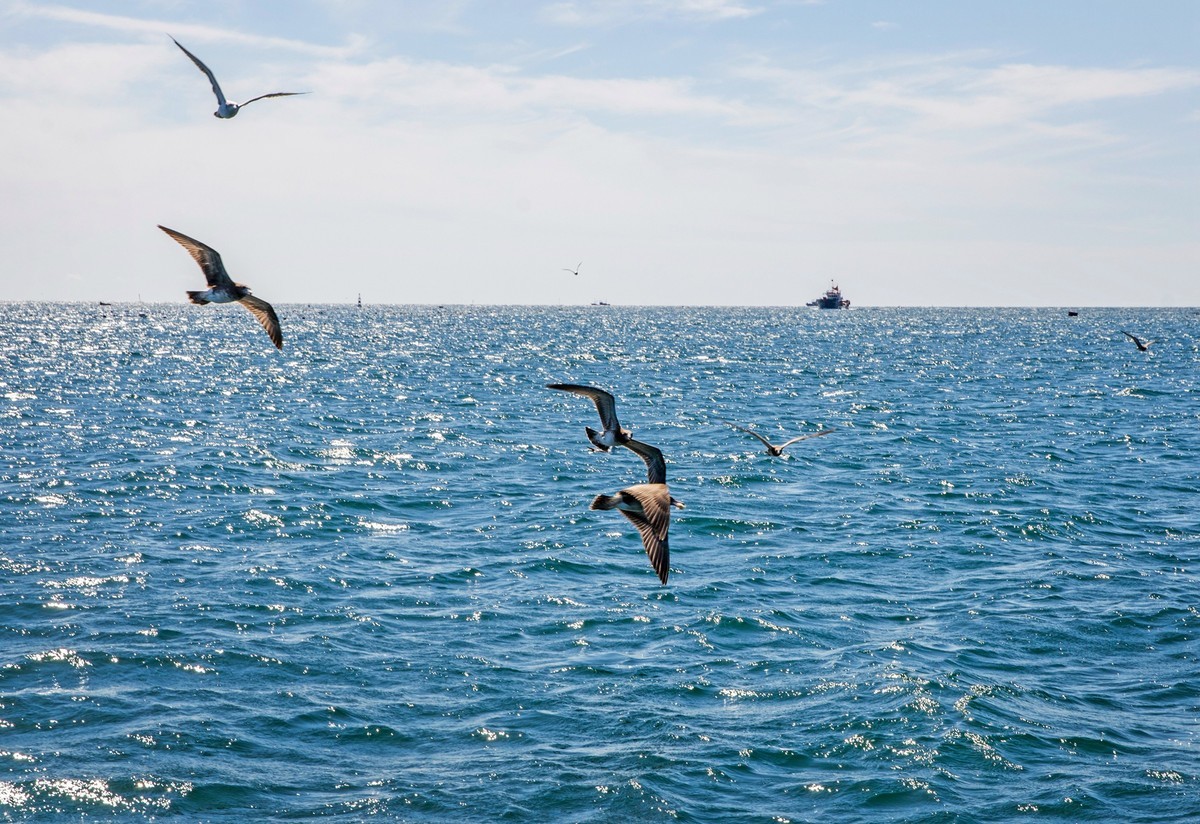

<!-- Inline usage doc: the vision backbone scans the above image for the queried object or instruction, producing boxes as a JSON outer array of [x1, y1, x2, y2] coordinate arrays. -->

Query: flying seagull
[[171, 36, 307, 119], [159, 225, 283, 349], [1122, 331, 1153, 352], [590, 438, 684, 585], [723, 420, 834, 456], [547, 383, 631, 451], [562, 262, 582, 276]]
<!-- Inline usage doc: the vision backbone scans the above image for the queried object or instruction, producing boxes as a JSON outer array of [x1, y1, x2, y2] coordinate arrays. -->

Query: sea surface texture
[[1, 304, 1198, 822]]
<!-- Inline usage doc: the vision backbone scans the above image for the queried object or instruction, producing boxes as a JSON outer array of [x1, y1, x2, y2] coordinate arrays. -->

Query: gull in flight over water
[[723, 420, 834, 456], [1122, 331, 1153, 352], [171, 37, 307, 119], [590, 438, 684, 585], [547, 383, 631, 451], [159, 225, 283, 349], [562, 262, 582, 276]]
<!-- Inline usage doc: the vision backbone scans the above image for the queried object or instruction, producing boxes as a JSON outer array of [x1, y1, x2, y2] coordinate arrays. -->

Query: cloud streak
[[542, 0, 764, 26], [734, 54, 1200, 147], [9, 1, 365, 58], [314, 56, 770, 126]]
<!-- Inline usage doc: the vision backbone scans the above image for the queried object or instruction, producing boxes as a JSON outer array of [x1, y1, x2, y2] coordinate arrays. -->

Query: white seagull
[[171, 36, 307, 119], [159, 225, 283, 349]]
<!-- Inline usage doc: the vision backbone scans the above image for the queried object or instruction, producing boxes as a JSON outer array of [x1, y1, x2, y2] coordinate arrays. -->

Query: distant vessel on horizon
[[807, 281, 850, 309]]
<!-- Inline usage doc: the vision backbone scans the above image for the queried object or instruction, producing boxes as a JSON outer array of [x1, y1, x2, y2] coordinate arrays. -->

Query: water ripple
[[1, 305, 1198, 820]]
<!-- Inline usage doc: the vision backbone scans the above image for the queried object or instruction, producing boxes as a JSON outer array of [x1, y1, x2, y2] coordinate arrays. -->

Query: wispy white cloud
[[0, 41, 165, 101], [8, 2, 366, 58], [314, 55, 768, 125], [543, 0, 764, 26], [734, 54, 1200, 140]]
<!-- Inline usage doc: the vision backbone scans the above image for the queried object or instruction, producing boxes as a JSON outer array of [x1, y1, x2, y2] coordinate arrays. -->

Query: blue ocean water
[[1, 303, 1198, 822]]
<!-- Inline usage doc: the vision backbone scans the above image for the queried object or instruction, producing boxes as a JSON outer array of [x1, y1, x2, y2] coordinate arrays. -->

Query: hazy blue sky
[[1, 1, 1196, 305]]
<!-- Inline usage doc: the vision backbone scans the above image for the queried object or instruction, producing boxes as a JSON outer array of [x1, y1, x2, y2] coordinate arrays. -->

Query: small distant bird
[[159, 225, 283, 349], [171, 36, 307, 119], [590, 438, 684, 585], [723, 420, 834, 456], [563, 262, 582, 276], [547, 384, 631, 451], [1122, 331, 1153, 352]]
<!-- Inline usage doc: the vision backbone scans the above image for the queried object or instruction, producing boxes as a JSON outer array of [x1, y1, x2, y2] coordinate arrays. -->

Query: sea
[[1, 303, 1197, 822]]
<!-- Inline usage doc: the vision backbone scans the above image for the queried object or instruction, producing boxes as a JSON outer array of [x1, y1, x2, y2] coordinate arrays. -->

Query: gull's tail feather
[[585, 426, 610, 451], [186, 291, 209, 305], [590, 494, 619, 511]]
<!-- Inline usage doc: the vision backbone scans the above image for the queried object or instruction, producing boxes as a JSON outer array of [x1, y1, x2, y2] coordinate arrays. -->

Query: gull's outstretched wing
[[158, 225, 233, 289], [547, 384, 621, 433], [622, 438, 667, 485], [238, 294, 283, 350], [171, 37, 228, 109]]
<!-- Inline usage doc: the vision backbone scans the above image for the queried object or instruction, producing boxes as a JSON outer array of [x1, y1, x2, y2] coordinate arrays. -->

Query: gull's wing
[[547, 384, 621, 432], [776, 429, 836, 451], [621, 438, 667, 485], [238, 91, 309, 108], [723, 420, 775, 450], [616, 484, 672, 584], [1122, 330, 1150, 348], [171, 37, 228, 108], [158, 225, 234, 289], [238, 295, 283, 350]]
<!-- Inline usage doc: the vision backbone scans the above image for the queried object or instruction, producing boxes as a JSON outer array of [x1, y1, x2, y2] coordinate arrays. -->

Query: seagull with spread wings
[[546, 383, 631, 451], [723, 420, 834, 456], [159, 225, 283, 349], [171, 37, 307, 119], [1122, 331, 1153, 352], [590, 438, 684, 585]]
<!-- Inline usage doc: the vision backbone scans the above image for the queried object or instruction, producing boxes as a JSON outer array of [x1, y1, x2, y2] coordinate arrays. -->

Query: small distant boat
[[591, 301, 611, 306], [1067, 310, 1079, 317], [807, 281, 850, 309], [357, 293, 362, 309], [99, 301, 112, 306]]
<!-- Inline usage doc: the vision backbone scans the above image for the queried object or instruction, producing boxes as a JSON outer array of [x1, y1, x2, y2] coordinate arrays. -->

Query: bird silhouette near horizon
[[723, 420, 834, 456], [590, 438, 684, 585], [546, 383, 631, 451], [1122, 331, 1153, 352], [562, 262, 582, 276], [171, 36, 307, 119], [159, 225, 283, 349]]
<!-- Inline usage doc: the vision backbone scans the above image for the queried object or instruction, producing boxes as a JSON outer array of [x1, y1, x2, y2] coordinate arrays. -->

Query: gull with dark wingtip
[[546, 384, 631, 451], [590, 438, 684, 585], [171, 36, 307, 119], [723, 420, 834, 456], [1122, 331, 1153, 352], [159, 225, 283, 349]]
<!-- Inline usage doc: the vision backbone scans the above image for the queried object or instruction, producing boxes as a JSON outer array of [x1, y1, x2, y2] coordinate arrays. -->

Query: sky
[[0, 0, 1196, 306]]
